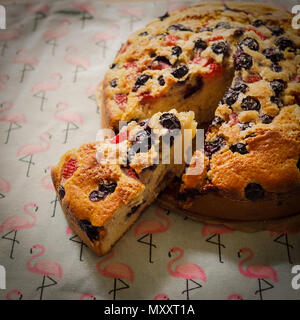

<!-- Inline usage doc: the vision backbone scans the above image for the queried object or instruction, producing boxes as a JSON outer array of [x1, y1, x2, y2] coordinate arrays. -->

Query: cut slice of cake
[[51, 109, 196, 256]]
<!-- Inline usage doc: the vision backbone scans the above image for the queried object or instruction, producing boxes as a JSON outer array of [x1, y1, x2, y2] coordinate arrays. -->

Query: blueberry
[[194, 39, 207, 51], [251, 19, 265, 27], [204, 136, 225, 157], [238, 37, 259, 51], [270, 63, 282, 73], [110, 63, 116, 69], [233, 50, 253, 70], [183, 76, 203, 99], [150, 52, 156, 58], [241, 96, 261, 111], [263, 47, 284, 63], [260, 114, 274, 124], [244, 183, 265, 201], [171, 65, 189, 79], [238, 122, 252, 131], [211, 116, 224, 126], [127, 204, 142, 218], [154, 55, 171, 65], [167, 24, 192, 32], [58, 185, 65, 200], [197, 27, 213, 32], [270, 79, 285, 95], [159, 113, 181, 130], [270, 95, 283, 108], [212, 41, 229, 55], [159, 12, 169, 21], [215, 22, 231, 29], [109, 79, 117, 88], [275, 36, 296, 52], [99, 181, 117, 194], [138, 119, 149, 127], [78, 220, 100, 241], [128, 126, 154, 160], [158, 75, 165, 86], [139, 31, 148, 36], [171, 46, 182, 57], [230, 143, 249, 155], [232, 81, 248, 93], [132, 74, 152, 92], [297, 159, 300, 170], [269, 26, 285, 36], [89, 190, 105, 202], [233, 28, 245, 38], [223, 89, 239, 106]]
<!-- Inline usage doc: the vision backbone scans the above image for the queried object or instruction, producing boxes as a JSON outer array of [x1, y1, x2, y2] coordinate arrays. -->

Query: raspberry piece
[[246, 74, 262, 83], [204, 62, 224, 79], [165, 35, 179, 46], [62, 158, 78, 179], [124, 61, 137, 69], [114, 93, 128, 106], [123, 166, 138, 179], [110, 128, 129, 144]]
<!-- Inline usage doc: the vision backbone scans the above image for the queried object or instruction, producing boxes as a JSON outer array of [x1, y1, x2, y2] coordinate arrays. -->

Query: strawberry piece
[[165, 35, 179, 46], [110, 128, 129, 144], [150, 61, 170, 70], [62, 158, 78, 180], [246, 74, 262, 83], [246, 28, 269, 40], [209, 35, 224, 42], [114, 93, 128, 106], [291, 75, 300, 83], [138, 92, 155, 104], [203, 62, 224, 79], [124, 61, 137, 69], [123, 166, 138, 179], [228, 112, 239, 126], [120, 42, 130, 53], [190, 57, 214, 67]]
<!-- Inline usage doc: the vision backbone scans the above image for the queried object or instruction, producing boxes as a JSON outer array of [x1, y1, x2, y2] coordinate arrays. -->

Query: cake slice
[[51, 109, 196, 256]]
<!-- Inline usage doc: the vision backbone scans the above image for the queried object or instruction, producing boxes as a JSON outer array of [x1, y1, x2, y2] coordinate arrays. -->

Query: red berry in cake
[[110, 128, 129, 144], [114, 93, 128, 106], [165, 35, 179, 46], [62, 158, 78, 180], [246, 74, 262, 83]]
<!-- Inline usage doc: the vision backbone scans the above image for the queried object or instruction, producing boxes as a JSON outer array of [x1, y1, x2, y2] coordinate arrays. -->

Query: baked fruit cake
[[97, 1, 300, 227], [52, 110, 196, 255]]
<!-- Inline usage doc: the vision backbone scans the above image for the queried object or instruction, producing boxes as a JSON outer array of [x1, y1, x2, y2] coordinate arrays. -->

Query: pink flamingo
[[0, 203, 38, 259], [134, 208, 170, 263], [31, 73, 62, 111], [202, 224, 234, 263], [0, 25, 21, 56], [43, 19, 71, 56], [0, 74, 9, 92], [80, 293, 96, 300], [54, 101, 83, 144], [227, 294, 243, 300], [71, 1, 96, 29], [41, 166, 55, 191], [154, 293, 170, 300], [6, 289, 23, 300], [238, 247, 278, 300], [0, 101, 26, 144], [93, 24, 120, 58], [269, 229, 300, 265], [0, 177, 10, 199], [96, 250, 134, 300], [13, 49, 39, 83], [25, 1, 50, 31], [168, 247, 206, 300], [64, 45, 90, 82], [120, 7, 144, 31], [17, 131, 51, 177], [26, 244, 63, 300]]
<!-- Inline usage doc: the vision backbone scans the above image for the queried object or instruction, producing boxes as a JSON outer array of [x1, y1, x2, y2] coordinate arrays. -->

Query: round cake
[[97, 1, 300, 228]]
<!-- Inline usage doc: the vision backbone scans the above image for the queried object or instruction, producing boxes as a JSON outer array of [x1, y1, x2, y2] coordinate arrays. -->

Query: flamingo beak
[[35, 205, 39, 212], [237, 250, 241, 258], [30, 248, 33, 254], [168, 251, 172, 258]]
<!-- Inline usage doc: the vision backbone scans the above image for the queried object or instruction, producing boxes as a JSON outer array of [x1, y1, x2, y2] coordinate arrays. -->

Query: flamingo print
[[66, 226, 87, 262], [0, 74, 9, 92], [64, 45, 90, 82], [227, 294, 243, 300], [42, 166, 58, 218], [43, 19, 71, 56], [0, 25, 22, 57], [93, 24, 120, 58], [31, 73, 62, 111], [6, 289, 23, 300], [154, 293, 170, 300], [26, 244, 63, 300], [0, 101, 26, 144], [0, 177, 10, 199], [134, 208, 170, 263], [96, 250, 134, 300], [269, 229, 300, 265], [168, 247, 206, 300], [13, 49, 39, 83], [238, 247, 278, 300], [80, 293, 96, 300], [17, 131, 51, 177], [71, 0, 96, 29], [120, 7, 144, 31], [202, 224, 234, 263], [25, 1, 50, 31], [0, 203, 38, 259], [54, 102, 83, 144]]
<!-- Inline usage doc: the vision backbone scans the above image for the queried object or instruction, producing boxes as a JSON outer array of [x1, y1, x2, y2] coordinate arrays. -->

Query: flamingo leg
[[33, 90, 48, 111], [5, 122, 22, 144], [273, 234, 294, 264], [206, 234, 225, 263], [182, 279, 202, 300], [108, 278, 130, 300], [36, 275, 57, 300], [19, 154, 35, 177], [63, 122, 79, 144], [0, 41, 8, 57], [137, 233, 157, 263], [73, 65, 86, 83], [96, 40, 107, 58], [69, 234, 87, 261], [80, 11, 93, 29], [0, 192, 4, 199], [2, 230, 19, 259], [32, 12, 47, 32], [20, 64, 34, 83], [255, 279, 274, 300], [50, 195, 58, 218], [46, 38, 57, 56]]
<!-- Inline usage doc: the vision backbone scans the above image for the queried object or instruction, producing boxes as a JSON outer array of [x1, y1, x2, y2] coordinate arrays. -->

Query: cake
[[51, 110, 196, 255], [98, 1, 300, 227]]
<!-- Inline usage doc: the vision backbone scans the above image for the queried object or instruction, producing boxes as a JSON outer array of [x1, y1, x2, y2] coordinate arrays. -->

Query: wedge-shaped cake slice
[[52, 109, 196, 256]]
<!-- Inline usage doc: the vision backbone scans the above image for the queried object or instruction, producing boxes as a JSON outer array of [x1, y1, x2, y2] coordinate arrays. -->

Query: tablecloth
[[0, 0, 299, 300]]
